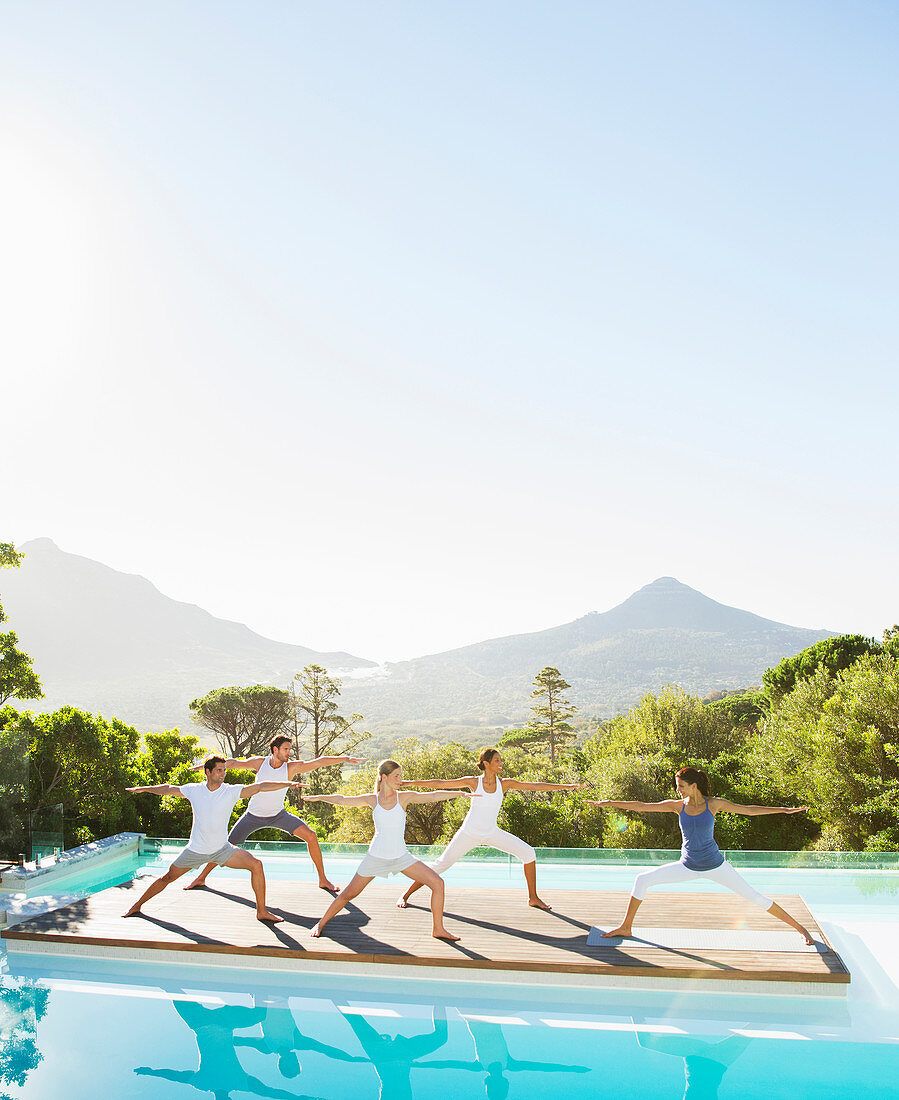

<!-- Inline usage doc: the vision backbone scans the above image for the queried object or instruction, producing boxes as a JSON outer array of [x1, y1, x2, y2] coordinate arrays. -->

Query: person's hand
[[585, 799, 611, 807], [342, 756, 366, 765], [782, 806, 808, 814]]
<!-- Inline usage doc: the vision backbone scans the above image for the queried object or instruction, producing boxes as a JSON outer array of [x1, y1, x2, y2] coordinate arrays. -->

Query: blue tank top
[[679, 798, 724, 871]]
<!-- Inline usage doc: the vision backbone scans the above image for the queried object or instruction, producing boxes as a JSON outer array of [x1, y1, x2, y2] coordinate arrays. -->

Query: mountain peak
[[20, 537, 60, 553]]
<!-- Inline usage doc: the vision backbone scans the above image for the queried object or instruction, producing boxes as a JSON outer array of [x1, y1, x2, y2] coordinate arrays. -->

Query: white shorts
[[356, 851, 419, 878], [172, 843, 238, 870], [631, 859, 772, 909], [429, 826, 536, 874]]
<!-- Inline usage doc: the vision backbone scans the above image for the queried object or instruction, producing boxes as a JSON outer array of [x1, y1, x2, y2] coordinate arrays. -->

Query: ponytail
[[374, 759, 400, 794], [677, 766, 710, 797]]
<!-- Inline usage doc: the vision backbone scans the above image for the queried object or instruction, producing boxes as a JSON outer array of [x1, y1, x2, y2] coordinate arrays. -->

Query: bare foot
[[529, 897, 552, 910], [396, 896, 409, 909], [257, 911, 284, 924], [183, 880, 208, 891], [801, 928, 814, 946], [602, 926, 631, 938], [318, 881, 339, 893], [433, 931, 460, 942], [124, 907, 143, 918], [311, 922, 324, 938]]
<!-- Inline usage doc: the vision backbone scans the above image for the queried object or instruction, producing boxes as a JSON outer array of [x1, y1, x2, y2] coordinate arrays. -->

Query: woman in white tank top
[[306, 759, 480, 942], [398, 748, 585, 911]]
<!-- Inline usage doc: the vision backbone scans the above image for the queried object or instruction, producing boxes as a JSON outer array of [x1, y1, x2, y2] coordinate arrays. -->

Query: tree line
[[2, 541, 898, 854]]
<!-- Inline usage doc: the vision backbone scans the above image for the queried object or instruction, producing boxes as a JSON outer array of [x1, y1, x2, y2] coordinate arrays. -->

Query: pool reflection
[[0, 978, 49, 1095]]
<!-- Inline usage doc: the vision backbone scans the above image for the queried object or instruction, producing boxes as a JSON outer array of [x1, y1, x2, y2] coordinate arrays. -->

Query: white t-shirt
[[179, 782, 244, 853], [247, 756, 291, 817]]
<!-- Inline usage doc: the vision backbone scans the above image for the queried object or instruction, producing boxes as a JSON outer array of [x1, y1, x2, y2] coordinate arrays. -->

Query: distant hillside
[[2, 539, 374, 731], [2, 544, 834, 742], [338, 577, 834, 736]]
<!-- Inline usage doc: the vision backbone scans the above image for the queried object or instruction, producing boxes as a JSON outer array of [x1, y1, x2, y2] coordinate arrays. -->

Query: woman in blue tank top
[[587, 766, 813, 943]]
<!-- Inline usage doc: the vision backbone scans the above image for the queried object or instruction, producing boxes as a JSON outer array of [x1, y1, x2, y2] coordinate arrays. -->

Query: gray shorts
[[228, 809, 307, 845], [356, 852, 418, 878], [172, 843, 238, 870]]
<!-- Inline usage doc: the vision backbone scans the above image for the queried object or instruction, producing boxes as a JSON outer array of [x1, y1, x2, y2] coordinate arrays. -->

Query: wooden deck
[[1, 880, 849, 989]]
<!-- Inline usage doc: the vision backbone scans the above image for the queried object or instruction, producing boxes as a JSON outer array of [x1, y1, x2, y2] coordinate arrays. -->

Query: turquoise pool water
[[2, 847, 899, 1097]]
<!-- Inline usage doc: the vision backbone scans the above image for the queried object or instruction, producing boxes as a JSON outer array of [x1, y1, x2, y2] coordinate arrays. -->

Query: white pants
[[429, 826, 536, 873], [631, 859, 772, 909]]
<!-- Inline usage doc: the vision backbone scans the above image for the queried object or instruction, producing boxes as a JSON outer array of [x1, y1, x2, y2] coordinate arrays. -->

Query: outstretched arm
[[400, 790, 481, 804], [304, 793, 377, 808], [126, 784, 183, 798], [399, 776, 477, 791], [502, 780, 589, 792], [189, 756, 264, 773], [712, 798, 808, 817], [585, 799, 682, 813], [239, 780, 305, 798], [287, 755, 366, 778]]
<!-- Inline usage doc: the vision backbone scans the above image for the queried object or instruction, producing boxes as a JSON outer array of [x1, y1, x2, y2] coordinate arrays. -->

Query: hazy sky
[[3, 2, 898, 661]]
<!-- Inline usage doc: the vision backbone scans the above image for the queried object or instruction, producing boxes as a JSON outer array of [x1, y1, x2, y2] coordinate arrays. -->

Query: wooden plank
[[1, 880, 849, 985]]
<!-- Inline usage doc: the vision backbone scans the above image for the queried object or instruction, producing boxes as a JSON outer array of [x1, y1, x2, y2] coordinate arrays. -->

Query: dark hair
[[676, 766, 710, 797], [270, 735, 291, 753], [478, 748, 500, 772], [204, 755, 226, 774]]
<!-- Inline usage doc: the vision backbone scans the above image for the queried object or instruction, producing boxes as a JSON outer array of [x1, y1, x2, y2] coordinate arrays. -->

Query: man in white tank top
[[185, 736, 364, 893]]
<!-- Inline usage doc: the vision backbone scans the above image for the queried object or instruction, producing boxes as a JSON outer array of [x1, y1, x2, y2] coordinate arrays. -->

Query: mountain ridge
[[2, 540, 834, 737]]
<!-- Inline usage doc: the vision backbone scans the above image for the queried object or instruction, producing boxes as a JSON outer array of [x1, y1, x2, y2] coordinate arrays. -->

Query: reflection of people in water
[[234, 996, 367, 1078], [426, 1017, 590, 1099], [134, 1000, 309, 1100], [340, 1004, 449, 1100], [0, 979, 50, 1094], [635, 1023, 751, 1100]]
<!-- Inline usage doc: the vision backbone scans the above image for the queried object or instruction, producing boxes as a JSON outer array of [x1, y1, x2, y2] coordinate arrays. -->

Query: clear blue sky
[[3, 2, 897, 660]]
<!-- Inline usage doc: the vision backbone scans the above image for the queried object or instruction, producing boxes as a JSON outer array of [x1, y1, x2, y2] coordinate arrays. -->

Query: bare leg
[[602, 895, 643, 937], [125, 864, 191, 916], [311, 873, 372, 937], [293, 823, 338, 892], [184, 861, 216, 889], [402, 862, 459, 941], [224, 849, 282, 922], [397, 878, 426, 907], [523, 861, 550, 909], [768, 901, 814, 945]]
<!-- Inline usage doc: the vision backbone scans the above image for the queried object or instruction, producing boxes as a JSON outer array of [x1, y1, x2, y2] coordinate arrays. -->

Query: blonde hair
[[374, 759, 400, 794]]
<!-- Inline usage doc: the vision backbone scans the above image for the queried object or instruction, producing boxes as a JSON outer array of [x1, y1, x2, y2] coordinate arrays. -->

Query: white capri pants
[[631, 859, 772, 910], [430, 827, 536, 873]]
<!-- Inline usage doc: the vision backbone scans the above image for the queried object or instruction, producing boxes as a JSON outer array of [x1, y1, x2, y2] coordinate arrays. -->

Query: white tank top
[[462, 775, 503, 835], [368, 796, 408, 858], [247, 756, 290, 817]]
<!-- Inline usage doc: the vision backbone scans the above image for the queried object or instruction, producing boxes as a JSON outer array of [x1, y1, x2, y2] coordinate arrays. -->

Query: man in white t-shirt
[[184, 735, 364, 893], [125, 755, 302, 922]]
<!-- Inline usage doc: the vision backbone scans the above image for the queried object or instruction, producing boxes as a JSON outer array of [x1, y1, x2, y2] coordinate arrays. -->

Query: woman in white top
[[398, 747, 586, 910], [306, 759, 478, 942]]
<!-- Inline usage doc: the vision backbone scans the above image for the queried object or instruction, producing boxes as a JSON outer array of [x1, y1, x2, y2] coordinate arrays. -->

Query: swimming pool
[[2, 845, 898, 1098]]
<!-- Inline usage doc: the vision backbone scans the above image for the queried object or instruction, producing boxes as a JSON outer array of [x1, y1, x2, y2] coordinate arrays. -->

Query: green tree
[[502, 667, 577, 763], [1, 707, 141, 847], [762, 634, 879, 702], [0, 543, 42, 707], [706, 690, 768, 733], [752, 654, 899, 850], [290, 665, 369, 832], [291, 666, 368, 780], [189, 684, 292, 758]]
